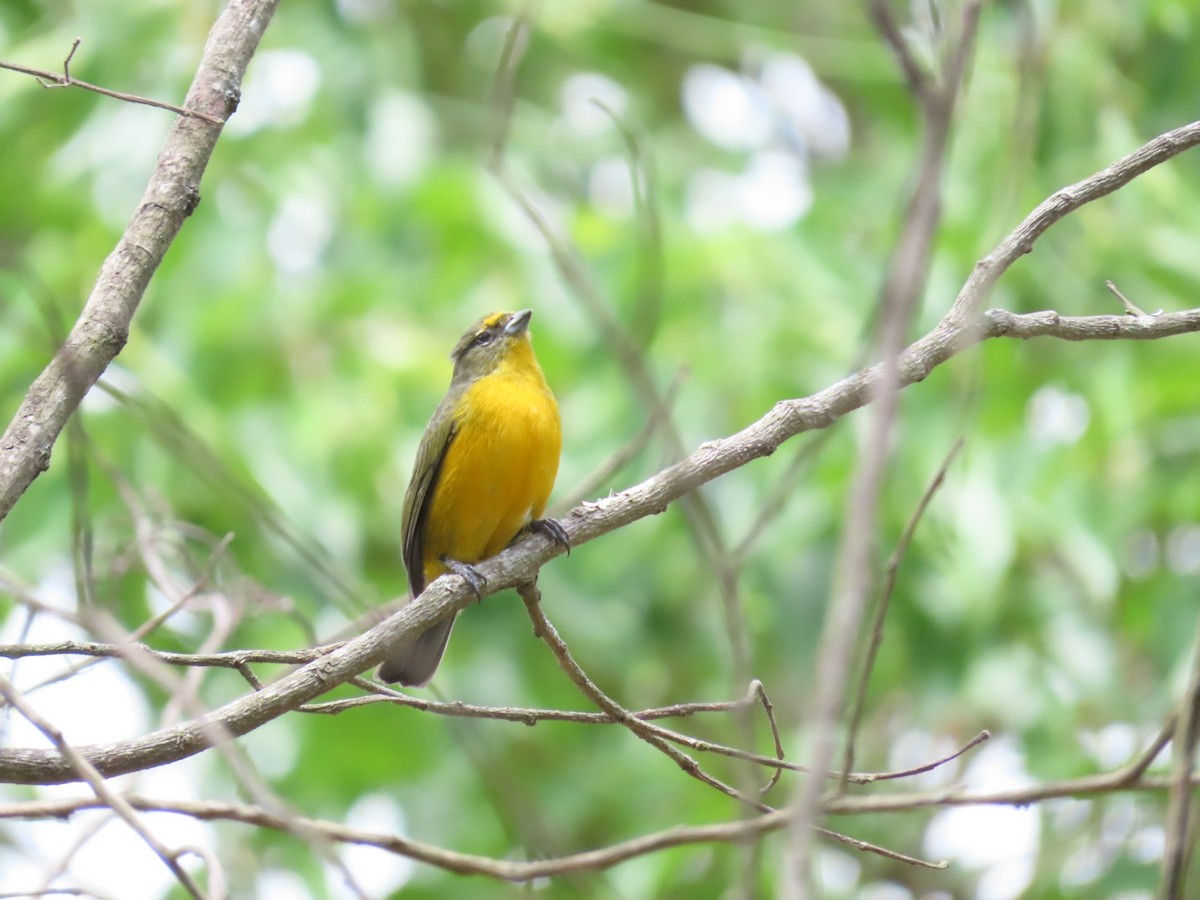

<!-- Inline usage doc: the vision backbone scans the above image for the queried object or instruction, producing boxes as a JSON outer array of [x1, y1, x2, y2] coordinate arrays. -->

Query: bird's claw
[[530, 517, 570, 555], [440, 556, 487, 599]]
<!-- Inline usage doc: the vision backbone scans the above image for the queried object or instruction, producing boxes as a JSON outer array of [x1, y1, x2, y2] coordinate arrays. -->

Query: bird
[[379, 309, 566, 687]]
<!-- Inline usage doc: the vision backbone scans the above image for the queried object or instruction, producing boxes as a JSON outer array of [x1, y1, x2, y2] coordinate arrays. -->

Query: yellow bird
[[379, 309, 566, 686]]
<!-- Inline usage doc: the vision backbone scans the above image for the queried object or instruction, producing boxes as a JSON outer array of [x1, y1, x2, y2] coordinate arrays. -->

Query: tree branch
[[788, 5, 989, 886], [517, 582, 773, 811], [840, 438, 967, 788], [0, 39, 224, 125], [3, 769, 1196, 883], [1161, 617, 1200, 897], [0, 0, 281, 523], [1, 121, 1199, 785], [0, 676, 206, 899]]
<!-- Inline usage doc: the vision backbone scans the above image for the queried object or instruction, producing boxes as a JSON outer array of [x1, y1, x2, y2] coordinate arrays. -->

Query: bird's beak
[[504, 309, 533, 335]]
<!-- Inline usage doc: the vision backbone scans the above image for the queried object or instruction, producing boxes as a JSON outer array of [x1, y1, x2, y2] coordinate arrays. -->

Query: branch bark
[[788, 5, 984, 887], [0, 39, 224, 124], [2, 300, 1199, 785], [0, 112, 1198, 782], [1, 10, 1199, 801], [2, 770, 1195, 883], [0, 0, 281, 522]]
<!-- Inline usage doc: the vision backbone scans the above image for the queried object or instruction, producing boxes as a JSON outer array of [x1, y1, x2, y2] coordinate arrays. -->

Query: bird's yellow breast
[[420, 341, 561, 584]]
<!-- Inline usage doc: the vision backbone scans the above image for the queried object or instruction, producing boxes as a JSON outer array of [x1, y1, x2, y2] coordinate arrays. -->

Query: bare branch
[[4, 793, 793, 883], [0, 640, 337, 670], [869, 730, 991, 783], [517, 582, 771, 812], [0, 676, 206, 899], [754, 680, 787, 796], [1161, 619, 1200, 896], [816, 825, 947, 869], [787, 4, 984, 885], [1106, 279, 1155, 317], [308, 676, 769, 727], [0, 40, 224, 124], [868, 0, 930, 97], [0, 121, 1198, 785], [825, 773, 1200, 814], [984, 306, 1200, 340], [5, 768, 1197, 884], [841, 438, 966, 787], [0, 0, 281, 522]]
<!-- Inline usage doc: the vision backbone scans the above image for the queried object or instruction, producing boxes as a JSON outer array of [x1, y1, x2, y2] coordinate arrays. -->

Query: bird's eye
[[472, 331, 496, 348]]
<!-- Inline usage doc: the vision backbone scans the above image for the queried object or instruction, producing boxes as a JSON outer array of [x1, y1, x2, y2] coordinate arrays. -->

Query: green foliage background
[[2, 1, 1200, 897]]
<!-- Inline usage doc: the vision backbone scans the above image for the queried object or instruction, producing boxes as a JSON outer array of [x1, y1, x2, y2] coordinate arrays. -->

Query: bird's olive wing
[[400, 402, 457, 597]]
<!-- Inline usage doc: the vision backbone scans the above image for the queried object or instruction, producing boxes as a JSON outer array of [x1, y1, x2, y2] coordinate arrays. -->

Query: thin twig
[[3, 122, 1200, 784], [316, 676, 762, 723], [13, 767, 1200, 884], [1161, 618, 1200, 898], [485, 4, 537, 169], [868, 0, 930, 98], [517, 581, 772, 812], [0, 40, 224, 124], [4, 794, 796, 882], [1123, 714, 1176, 783], [824, 773, 1200, 814], [751, 680, 787, 796], [789, 4, 985, 890], [840, 437, 966, 789], [0, 640, 338, 670], [0, 675, 206, 899], [868, 730, 991, 782], [1106, 279, 1155, 317], [0, 0, 280, 523], [816, 825, 947, 869]]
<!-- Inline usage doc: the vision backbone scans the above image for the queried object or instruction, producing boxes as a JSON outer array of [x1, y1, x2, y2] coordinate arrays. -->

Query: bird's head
[[449, 309, 538, 384]]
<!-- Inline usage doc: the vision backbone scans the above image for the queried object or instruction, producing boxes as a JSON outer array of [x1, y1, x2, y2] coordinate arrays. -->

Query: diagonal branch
[[0, 122, 1199, 785], [0, 676, 206, 899], [0, 0, 281, 523], [517, 582, 772, 812], [839, 438, 967, 788]]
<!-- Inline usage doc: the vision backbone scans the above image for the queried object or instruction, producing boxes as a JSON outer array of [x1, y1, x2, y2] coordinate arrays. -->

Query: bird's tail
[[378, 614, 457, 687]]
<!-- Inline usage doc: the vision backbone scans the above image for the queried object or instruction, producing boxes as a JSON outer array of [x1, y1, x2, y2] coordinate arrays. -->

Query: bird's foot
[[440, 556, 487, 599], [530, 517, 570, 555]]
